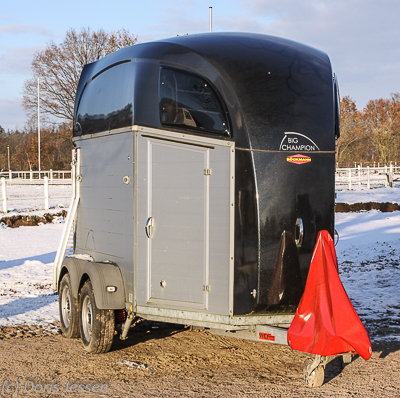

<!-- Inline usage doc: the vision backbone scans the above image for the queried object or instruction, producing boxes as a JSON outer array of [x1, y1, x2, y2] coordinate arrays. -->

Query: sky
[[0, 0, 400, 131]]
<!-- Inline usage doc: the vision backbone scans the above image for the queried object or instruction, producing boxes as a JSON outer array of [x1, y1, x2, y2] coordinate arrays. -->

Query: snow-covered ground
[[0, 223, 62, 326], [335, 186, 400, 343], [0, 184, 399, 343], [336, 184, 400, 204]]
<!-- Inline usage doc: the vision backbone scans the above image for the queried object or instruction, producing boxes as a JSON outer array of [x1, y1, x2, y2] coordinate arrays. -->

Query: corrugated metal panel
[[136, 128, 233, 314], [74, 131, 134, 302], [147, 139, 207, 307]]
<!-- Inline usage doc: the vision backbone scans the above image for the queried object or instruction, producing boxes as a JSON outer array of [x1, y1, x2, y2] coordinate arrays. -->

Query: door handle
[[295, 218, 303, 247], [145, 217, 154, 238]]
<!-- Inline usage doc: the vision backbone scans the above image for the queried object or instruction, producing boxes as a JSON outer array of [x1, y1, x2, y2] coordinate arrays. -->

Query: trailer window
[[75, 61, 133, 136], [159, 67, 229, 135]]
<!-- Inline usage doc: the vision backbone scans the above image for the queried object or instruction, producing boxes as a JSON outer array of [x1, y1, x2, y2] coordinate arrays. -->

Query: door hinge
[[203, 284, 211, 292], [203, 169, 212, 176]]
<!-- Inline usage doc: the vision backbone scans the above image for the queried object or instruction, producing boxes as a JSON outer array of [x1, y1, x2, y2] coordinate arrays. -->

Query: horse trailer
[[54, 32, 345, 386]]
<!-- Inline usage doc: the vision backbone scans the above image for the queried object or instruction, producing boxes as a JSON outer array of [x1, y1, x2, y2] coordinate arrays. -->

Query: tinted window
[[75, 61, 133, 136], [159, 67, 229, 135]]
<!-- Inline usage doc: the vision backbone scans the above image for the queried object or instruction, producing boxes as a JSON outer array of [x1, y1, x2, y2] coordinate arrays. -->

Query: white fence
[[0, 169, 71, 181], [1, 176, 72, 213], [336, 164, 400, 190]]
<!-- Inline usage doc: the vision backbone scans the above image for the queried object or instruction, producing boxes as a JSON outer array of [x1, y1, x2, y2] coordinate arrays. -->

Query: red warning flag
[[287, 230, 372, 360]]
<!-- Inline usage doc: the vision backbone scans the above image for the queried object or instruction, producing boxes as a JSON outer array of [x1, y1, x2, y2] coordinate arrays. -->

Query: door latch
[[145, 217, 154, 238]]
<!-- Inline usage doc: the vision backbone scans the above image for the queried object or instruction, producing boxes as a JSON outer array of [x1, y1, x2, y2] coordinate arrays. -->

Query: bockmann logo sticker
[[286, 154, 312, 165]]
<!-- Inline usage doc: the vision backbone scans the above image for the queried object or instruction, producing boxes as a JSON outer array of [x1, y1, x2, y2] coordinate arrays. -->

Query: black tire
[[79, 280, 115, 354], [59, 273, 80, 338]]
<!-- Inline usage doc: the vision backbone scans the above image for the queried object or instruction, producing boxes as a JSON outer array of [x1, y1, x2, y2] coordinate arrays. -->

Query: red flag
[[287, 230, 372, 360]]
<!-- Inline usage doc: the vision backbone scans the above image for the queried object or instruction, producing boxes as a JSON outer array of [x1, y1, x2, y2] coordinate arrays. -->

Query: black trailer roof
[[74, 32, 335, 152]]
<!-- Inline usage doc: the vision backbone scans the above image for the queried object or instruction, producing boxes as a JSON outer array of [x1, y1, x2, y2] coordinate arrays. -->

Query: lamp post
[[38, 77, 41, 172], [7, 145, 10, 170]]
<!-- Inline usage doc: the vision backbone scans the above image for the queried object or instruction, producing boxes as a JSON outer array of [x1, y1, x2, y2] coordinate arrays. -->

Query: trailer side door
[[136, 130, 234, 314]]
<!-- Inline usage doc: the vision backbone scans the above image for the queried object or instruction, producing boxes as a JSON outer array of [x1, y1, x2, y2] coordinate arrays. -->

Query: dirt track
[[0, 320, 399, 397]]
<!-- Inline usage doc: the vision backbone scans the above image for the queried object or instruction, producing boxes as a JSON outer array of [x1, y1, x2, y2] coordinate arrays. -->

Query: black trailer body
[[54, 33, 339, 366]]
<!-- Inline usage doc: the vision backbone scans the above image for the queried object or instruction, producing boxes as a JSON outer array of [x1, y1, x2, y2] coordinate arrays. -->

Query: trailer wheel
[[59, 273, 80, 338], [303, 358, 325, 388], [79, 280, 115, 354]]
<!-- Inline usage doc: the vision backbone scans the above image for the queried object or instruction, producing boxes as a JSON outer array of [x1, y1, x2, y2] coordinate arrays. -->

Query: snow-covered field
[[335, 186, 400, 343], [336, 183, 400, 204], [0, 223, 63, 326], [0, 184, 399, 343]]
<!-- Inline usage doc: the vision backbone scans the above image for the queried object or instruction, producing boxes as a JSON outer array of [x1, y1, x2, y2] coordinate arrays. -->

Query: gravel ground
[[0, 320, 399, 397]]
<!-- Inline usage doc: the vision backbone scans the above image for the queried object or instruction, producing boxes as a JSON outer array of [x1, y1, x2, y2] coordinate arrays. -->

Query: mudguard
[[81, 261, 125, 310], [287, 230, 372, 360], [59, 257, 87, 299]]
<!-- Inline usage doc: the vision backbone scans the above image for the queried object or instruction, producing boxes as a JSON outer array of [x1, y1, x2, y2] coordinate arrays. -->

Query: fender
[[81, 261, 125, 310], [59, 257, 87, 299]]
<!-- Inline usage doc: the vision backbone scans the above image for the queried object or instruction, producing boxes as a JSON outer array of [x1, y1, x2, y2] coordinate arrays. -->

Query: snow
[[0, 182, 71, 327], [336, 184, 400, 204], [334, 186, 400, 343], [0, 223, 63, 326], [0, 183, 399, 344], [336, 211, 400, 342], [336, 211, 400, 247], [68, 254, 94, 261]]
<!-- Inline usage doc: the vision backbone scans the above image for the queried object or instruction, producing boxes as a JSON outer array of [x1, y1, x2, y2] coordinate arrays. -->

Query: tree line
[[337, 93, 400, 167], [0, 122, 72, 171]]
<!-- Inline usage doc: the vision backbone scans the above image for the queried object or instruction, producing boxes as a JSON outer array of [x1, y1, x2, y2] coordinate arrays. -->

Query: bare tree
[[336, 93, 400, 165], [23, 28, 138, 123], [363, 94, 400, 164], [336, 96, 365, 165]]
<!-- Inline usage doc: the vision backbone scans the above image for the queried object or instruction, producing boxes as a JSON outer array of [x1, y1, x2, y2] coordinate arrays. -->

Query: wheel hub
[[82, 296, 93, 341], [61, 286, 71, 327]]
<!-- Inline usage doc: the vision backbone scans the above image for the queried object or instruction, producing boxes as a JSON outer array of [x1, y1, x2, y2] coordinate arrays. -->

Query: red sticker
[[259, 332, 275, 342], [286, 154, 312, 165]]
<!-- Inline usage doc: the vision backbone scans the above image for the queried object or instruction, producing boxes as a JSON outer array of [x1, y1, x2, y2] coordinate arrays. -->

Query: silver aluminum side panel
[[73, 129, 134, 302], [147, 138, 208, 308], [136, 126, 234, 315]]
